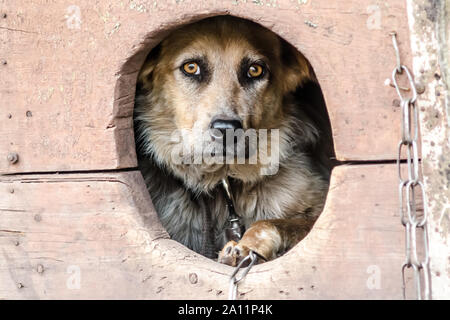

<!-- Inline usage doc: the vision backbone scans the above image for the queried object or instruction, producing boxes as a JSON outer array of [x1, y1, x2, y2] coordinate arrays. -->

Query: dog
[[134, 15, 334, 266]]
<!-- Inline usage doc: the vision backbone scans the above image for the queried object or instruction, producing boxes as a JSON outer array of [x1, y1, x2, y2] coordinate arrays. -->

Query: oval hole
[[131, 15, 336, 265]]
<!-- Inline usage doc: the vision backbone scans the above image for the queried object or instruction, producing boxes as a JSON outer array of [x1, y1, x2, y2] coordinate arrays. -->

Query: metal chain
[[390, 32, 431, 300], [222, 177, 258, 300], [228, 250, 258, 300]]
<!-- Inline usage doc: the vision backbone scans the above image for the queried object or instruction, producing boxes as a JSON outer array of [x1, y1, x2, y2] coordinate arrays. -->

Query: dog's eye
[[247, 64, 264, 78], [182, 62, 200, 76]]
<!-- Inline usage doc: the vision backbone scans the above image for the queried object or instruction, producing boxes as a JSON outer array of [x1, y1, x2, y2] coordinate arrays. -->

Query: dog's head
[[135, 16, 318, 192]]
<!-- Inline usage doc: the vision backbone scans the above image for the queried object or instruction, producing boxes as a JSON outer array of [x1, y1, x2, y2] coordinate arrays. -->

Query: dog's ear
[[137, 44, 162, 92], [280, 40, 316, 93]]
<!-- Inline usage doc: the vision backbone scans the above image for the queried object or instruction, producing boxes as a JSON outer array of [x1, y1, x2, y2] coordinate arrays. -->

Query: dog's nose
[[210, 118, 243, 139]]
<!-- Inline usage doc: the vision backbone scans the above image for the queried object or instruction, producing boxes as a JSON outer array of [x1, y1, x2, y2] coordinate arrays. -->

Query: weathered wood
[[407, 0, 450, 299], [0, 0, 427, 300], [0, 0, 412, 174], [0, 165, 415, 299]]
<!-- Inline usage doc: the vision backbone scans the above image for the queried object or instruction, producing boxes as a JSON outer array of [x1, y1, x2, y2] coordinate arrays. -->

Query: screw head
[[415, 82, 426, 94], [189, 273, 198, 284], [7, 152, 18, 164], [36, 264, 44, 274]]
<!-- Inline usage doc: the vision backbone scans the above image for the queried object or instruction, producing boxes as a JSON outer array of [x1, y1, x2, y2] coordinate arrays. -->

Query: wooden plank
[[0, 165, 416, 299], [0, 171, 168, 299], [0, 0, 411, 174]]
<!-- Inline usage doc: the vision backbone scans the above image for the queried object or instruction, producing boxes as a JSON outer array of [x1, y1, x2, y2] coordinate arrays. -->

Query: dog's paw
[[218, 240, 265, 267], [218, 241, 251, 267], [218, 221, 283, 266]]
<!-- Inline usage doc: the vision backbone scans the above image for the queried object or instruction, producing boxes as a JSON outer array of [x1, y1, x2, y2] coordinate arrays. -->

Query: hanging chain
[[228, 250, 258, 300], [390, 32, 431, 300], [221, 178, 258, 300]]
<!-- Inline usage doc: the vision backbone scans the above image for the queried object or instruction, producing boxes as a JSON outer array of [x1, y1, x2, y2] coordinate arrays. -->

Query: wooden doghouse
[[0, 0, 430, 299]]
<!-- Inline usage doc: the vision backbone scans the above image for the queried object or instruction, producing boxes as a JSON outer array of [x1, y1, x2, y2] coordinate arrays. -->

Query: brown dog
[[134, 16, 333, 266]]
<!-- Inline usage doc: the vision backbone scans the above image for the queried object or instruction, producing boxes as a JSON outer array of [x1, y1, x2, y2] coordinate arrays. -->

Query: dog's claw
[[218, 240, 253, 267]]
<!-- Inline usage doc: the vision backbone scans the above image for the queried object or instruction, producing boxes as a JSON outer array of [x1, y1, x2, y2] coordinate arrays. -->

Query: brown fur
[[134, 16, 333, 266]]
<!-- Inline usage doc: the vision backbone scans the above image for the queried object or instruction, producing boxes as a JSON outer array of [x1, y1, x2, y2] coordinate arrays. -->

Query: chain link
[[390, 32, 431, 300], [228, 251, 258, 300]]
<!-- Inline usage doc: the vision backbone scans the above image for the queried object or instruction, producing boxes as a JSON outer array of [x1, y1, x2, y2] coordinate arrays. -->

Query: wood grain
[[0, 165, 416, 299], [0, 0, 412, 174]]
